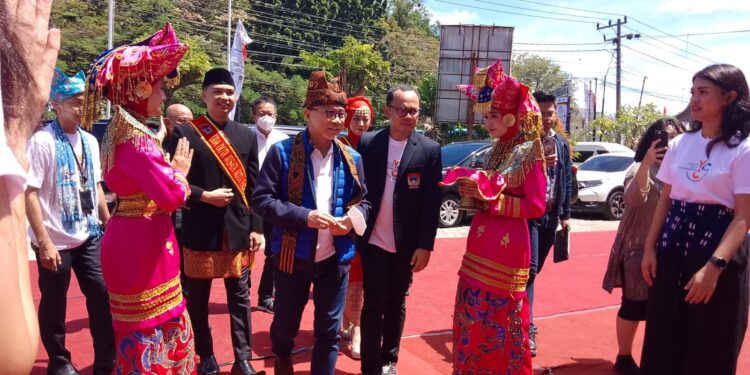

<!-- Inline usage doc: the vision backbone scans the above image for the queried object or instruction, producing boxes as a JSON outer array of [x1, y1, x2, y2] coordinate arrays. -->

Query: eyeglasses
[[388, 106, 420, 118], [311, 109, 347, 120]]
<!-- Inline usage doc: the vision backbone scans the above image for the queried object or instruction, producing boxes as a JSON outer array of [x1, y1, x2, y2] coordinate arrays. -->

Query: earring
[[135, 81, 153, 99], [502, 114, 516, 128]]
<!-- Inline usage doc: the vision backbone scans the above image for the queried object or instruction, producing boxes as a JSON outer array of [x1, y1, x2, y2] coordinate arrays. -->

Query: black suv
[[439, 140, 493, 227]]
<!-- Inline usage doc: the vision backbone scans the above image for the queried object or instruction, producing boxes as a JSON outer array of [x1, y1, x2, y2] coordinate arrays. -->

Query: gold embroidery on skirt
[[183, 232, 251, 279]]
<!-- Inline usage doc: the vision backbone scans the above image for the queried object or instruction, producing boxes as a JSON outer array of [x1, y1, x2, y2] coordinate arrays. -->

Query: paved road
[[437, 213, 620, 238]]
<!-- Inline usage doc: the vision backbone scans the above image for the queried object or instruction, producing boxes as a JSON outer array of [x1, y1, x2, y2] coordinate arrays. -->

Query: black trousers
[[34, 236, 115, 375], [257, 222, 275, 302], [360, 244, 414, 375], [526, 210, 559, 326], [186, 267, 253, 361]]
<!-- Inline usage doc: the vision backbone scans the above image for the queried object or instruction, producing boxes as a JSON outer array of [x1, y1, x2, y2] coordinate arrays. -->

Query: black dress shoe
[[197, 355, 220, 375], [231, 360, 266, 375], [529, 328, 538, 357], [274, 355, 294, 375], [51, 363, 80, 375], [614, 354, 640, 375]]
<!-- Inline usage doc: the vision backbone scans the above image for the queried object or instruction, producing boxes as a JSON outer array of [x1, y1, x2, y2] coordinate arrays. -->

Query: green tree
[[245, 0, 388, 69], [512, 53, 571, 94], [300, 36, 390, 97], [387, 0, 434, 37], [591, 104, 663, 149], [379, 20, 438, 87], [417, 73, 437, 120]]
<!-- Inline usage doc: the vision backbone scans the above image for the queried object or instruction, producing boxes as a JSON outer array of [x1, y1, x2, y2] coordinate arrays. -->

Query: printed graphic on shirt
[[680, 159, 712, 182], [388, 160, 400, 180]]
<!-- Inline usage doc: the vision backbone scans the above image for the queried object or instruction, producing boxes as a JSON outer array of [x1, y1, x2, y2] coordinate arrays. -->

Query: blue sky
[[425, 0, 750, 115]]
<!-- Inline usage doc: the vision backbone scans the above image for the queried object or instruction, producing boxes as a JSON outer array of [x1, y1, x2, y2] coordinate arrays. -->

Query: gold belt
[[114, 193, 169, 217]]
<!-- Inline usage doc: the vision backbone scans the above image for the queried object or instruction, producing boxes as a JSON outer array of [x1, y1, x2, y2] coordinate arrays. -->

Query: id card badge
[[79, 189, 95, 213]]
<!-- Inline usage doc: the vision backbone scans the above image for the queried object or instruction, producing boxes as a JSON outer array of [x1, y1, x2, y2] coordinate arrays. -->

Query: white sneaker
[[381, 363, 397, 375]]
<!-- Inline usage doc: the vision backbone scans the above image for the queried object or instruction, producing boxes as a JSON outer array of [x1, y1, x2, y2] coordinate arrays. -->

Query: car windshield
[[441, 143, 489, 168], [573, 151, 596, 164], [578, 155, 633, 172]]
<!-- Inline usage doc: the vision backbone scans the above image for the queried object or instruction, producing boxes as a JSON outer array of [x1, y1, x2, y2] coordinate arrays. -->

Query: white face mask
[[256, 115, 276, 132]]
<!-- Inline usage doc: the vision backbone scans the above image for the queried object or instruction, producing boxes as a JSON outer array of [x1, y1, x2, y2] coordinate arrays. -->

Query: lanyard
[[64, 130, 88, 190]]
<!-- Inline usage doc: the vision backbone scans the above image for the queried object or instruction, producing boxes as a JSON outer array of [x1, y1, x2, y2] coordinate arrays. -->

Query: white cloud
[[429, 9, 478, 25], [656, 0, 750, 14]]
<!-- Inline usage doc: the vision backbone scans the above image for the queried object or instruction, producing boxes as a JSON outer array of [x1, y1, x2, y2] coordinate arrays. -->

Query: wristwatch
[[708, 255, 728, 270]]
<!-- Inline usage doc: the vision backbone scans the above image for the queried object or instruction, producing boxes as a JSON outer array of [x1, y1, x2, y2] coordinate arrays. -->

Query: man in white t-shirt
[[356, 84, 442, 375], [250, 96, 288, 314], [25, 69, 114, 375]]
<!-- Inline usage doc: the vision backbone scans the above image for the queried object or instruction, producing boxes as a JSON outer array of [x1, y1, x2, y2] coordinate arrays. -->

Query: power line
[[623, 25, 714, 63], [631, 35, 707, 65], [514, 48, 612, 53], [644, 28, 750, 37], [628, 16, 711, 53], [433, 0, 596, 24], [621, 45, 688, 71], [470, 0, 609, 21], [514, 41, 608, 46], [512, 0, 625, 17]]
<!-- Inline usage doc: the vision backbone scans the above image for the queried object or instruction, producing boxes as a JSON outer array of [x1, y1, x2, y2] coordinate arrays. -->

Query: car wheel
[[439, 194, 464, 228], [604, 189, 625, 220]]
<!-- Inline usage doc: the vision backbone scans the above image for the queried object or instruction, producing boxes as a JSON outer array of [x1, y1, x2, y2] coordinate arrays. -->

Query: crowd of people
[[1, 2, 749, 375]]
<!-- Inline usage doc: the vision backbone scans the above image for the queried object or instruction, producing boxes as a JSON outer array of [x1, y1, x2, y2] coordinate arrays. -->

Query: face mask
[[256, 115, 276, 132]]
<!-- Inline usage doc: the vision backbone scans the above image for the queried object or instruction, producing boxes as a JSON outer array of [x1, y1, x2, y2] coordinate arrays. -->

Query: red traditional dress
[[450, 59, 546, 375], [81, 23, 196, 374], [339, 96, 372, 354]]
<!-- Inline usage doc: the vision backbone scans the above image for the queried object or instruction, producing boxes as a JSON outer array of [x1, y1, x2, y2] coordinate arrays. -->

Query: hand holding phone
[[655, 129, 669, 149]]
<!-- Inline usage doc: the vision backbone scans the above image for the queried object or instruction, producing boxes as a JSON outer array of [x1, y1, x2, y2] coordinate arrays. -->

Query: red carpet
[[30, 231, 750, 374]]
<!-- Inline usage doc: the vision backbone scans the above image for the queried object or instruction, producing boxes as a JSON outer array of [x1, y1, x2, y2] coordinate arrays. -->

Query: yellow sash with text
[[189, 116, 249, 208]]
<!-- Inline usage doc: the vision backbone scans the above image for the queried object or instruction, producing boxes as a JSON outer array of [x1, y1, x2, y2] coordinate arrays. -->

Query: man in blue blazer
[[526, 91, 573, 357], [252, 71, 370, 375], [356, 84, 442, 375]]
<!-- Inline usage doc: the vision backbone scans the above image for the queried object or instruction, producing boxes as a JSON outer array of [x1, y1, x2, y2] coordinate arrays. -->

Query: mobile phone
[[655, 130, 668, 149]]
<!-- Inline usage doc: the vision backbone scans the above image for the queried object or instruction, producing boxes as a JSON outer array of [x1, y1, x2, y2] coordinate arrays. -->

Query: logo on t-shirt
[[388, 160, 400, 179], [680, 159, 712, 182]]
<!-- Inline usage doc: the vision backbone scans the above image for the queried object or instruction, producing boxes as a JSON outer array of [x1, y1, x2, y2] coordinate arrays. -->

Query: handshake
[[307, 210, 355, 236]]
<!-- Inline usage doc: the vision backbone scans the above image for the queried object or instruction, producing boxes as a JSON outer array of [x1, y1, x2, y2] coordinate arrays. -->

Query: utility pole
[[106, 0, 114, 119], [597, 17, 639, 117], [601, 75, 606, 117], [638, 76, 648, 107], [227, 0, 233, 69]]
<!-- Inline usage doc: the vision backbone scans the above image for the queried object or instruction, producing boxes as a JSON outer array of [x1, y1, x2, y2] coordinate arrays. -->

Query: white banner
[[228, 20, 253, 121]]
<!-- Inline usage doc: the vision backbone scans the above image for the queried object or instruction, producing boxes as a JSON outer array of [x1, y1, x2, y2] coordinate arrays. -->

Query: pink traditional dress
[[81, 23, 196, 374], [450, 59, 546, 375]]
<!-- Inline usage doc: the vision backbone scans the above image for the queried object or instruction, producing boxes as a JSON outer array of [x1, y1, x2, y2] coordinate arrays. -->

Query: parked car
[[573, 142, 634, 165], [572, 152, 636, 220], [439, 140, 493, 227]]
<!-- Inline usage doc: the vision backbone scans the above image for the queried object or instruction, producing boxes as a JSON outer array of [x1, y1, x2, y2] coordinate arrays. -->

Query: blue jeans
[[270, 256, 349, 375], [527, 211, 559, 327]]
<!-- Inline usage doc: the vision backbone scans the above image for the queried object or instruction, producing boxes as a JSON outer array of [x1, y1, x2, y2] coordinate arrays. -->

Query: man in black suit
[[166, 68, 265, 375], [357, 84, 442, 375], [526, 91, 573, 357]]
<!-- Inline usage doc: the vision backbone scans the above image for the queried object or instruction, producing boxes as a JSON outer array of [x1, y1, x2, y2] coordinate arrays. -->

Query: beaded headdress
[[456, 59, 542, 141], [344, 96, 373, 130], [81, 22, 188, 130]]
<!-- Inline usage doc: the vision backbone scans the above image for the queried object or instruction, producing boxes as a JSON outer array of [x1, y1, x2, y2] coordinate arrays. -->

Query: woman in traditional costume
[[339, 96, 373, 359], [80, 22, 196, 374], [640, 64, 750, 375], [449, 59, 546, 374]]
